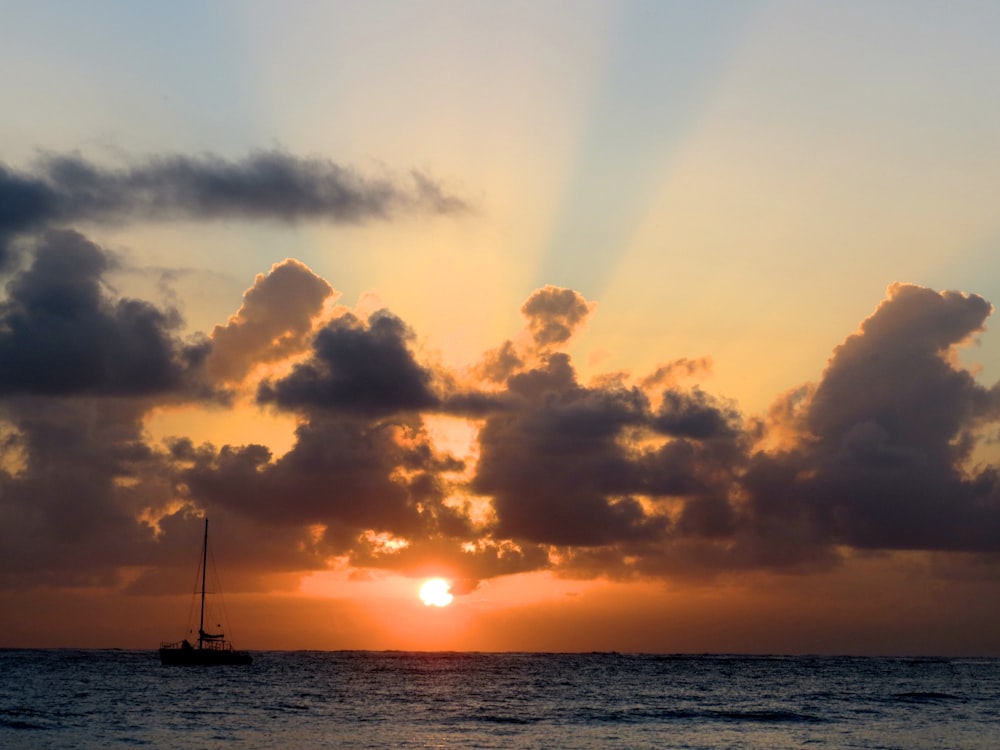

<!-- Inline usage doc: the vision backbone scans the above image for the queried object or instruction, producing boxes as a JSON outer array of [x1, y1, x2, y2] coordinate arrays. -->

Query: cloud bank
[[1, 149, 999, 601]]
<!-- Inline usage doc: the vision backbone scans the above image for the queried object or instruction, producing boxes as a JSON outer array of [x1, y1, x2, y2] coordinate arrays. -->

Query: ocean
[[1, 650, 997, 749]]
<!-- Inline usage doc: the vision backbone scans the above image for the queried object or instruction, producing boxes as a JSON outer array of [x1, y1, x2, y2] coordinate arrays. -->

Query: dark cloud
[[642, 435, 744, 539], [652, 388, 742, 440], [0, 230, 202, 396], [0, 394, 326, 590], [464, 283, 1000, 580], [807, 284, 995, 457], [180, 415, 469, 556], [0, 151, 470, 233], [0, 164, 55, 235], [0, 396, 164, 588], [740, 283, 1000, 563], [258, 311, 439, 416], [472, 353, 668, 545], [465, 313, 752, 554]]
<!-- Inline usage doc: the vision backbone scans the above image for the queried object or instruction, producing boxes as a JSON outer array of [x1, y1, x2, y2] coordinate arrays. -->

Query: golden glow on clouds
[[362, 531, 411, 556]]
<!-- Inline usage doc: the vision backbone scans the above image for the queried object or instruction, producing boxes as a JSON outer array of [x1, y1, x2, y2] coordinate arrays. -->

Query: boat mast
[[198, 518, 208, 649]]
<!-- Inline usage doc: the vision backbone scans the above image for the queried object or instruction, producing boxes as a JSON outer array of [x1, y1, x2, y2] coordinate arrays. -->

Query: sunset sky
[[2, 0, 1000, 655]]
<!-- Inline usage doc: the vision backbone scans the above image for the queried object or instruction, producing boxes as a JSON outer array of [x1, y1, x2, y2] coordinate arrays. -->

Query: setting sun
[[419, 578, 454, 607]]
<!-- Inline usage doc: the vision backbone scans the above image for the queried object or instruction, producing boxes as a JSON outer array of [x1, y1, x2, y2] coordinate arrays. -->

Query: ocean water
[[1, 650, 998, 749]]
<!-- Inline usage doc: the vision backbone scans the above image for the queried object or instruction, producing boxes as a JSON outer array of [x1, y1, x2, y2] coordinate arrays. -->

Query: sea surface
[[1, 650, 998, 749]]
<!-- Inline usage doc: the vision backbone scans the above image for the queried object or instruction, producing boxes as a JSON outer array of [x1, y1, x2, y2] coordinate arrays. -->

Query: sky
[[2, 0, 1000, 655]]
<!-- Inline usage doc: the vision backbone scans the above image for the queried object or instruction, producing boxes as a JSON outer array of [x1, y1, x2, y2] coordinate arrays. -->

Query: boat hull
[[159, 643, 253, 666]]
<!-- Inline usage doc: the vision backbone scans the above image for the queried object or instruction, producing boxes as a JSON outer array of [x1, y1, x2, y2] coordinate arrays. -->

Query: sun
[[419, 577, 454, 607]]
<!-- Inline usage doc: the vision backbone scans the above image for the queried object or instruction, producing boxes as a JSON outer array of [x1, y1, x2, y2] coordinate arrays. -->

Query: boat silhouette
[[159, 518, 253, 666]]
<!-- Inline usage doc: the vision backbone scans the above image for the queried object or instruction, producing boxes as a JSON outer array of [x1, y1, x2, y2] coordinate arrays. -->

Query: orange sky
[[4, 556, 999, 655]]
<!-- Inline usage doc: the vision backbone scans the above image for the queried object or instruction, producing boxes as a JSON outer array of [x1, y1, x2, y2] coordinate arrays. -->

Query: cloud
[[173, 282, 1000, 590], [3, 264, 1000, 598], [0, 396, 165, 588], [473, 286, 595, 386], [207, 258, 337, 384], [0, 145, 470, 592], [472, 352, 668, 546], [179, 413, 473, 566], [640, 356, 713, 391], [0, 151, 471, 233], [476, 340, 523, 384], [807, 283, 995, 457], [652, 387, 742, 440], [348, 535, 549, 586], [740, 283, 1000, 561], [258, 310, 439, 416], [0, 229, 204, 397], [0, 164, 54, 235], [465, 283, 1000, 581], [520, 285, 596, 348]]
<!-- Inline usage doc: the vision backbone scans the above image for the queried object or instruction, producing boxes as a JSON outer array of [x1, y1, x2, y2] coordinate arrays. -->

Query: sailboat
[[159, 518, 253, 666]]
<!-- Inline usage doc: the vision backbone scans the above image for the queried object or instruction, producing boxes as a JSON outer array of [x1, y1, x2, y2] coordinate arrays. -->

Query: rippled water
[[1, 650, 998, 749]]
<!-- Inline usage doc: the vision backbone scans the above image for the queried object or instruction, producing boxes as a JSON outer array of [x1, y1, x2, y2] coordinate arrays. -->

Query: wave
[[890, 691, 964, 703], [570, 706, 826, 725], [474, 714, 537, 725], [0, 718, 48, 731], [714, 709, 826, 724]]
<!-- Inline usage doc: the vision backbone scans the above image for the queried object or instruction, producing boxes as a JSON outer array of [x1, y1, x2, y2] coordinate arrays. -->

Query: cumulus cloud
[[258, 310, 439, 416], [178, 414, 473, 567], [739, 283, 1000, 558], [807, 283, 994, 457], [0, 145, 473, 591], [0, 151, 470, 232], [473, 352, 664, 545], [463, 283, 1000, 580], [474, 286, 595, 385], [207, 258, 336, 384], [520, 285, 596, 348], [3, 267, 1000, 597], [0, 229, 204, 397]]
